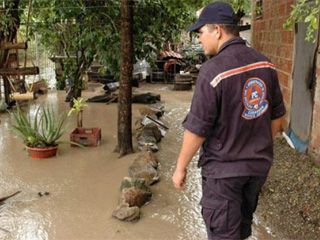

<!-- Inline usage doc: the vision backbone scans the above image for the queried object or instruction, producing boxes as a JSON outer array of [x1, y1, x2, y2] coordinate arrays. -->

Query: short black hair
[[207, 24, 240, 37]]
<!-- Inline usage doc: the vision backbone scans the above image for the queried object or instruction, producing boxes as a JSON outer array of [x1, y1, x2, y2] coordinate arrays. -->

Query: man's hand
[[172, 168, 187, 189], [172, 130, 205, 190], [272, 116, 285, 139]]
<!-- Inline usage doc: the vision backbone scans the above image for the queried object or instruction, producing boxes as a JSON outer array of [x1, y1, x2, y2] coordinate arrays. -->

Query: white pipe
[[282, 132, 295, 149]]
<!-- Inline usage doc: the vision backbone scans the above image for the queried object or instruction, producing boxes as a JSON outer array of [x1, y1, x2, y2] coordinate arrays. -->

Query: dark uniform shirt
[[182, 37, 286, 179]]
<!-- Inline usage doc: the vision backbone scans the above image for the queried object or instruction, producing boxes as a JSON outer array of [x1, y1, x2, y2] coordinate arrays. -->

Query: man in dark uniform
[[172, 2, 286, 240]]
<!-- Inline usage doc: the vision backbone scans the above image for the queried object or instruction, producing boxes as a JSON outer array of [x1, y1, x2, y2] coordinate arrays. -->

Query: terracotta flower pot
[[26, 146, 58, 159]]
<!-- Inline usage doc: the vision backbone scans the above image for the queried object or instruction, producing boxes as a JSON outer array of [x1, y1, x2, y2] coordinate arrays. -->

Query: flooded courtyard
[[0, 84, 276, 239]]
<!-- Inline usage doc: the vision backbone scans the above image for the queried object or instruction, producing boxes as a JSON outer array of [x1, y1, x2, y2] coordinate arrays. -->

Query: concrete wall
[[311, 48, 320, 154]]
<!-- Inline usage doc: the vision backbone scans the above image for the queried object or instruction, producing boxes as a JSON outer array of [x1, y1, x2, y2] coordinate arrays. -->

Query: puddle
[[0, 85, 277, 239]]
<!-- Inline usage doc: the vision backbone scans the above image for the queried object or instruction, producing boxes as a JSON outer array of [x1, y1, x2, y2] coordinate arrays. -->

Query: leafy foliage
[[230, 0, 251, 15], [0, 1, 19, 36], [27, 0, 114, 95], [284, 0, 320, 42], [68, 97, 87, 127], [131, 0, 205, 68], [2, 0, 251, 93], [26, 0, 251, 79], [12, 105, 68, 148], [68, 98, 87, 117], [198, 0, 252, 16], [1, 0, 252, 90]]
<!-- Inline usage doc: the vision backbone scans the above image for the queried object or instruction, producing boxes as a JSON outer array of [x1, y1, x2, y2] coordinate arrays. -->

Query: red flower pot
[[26, 146, 58, 159]]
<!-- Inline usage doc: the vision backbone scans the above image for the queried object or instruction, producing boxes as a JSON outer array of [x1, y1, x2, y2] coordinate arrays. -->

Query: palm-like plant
[[68, 98, 87, 128], [12, 105, 68, 148]]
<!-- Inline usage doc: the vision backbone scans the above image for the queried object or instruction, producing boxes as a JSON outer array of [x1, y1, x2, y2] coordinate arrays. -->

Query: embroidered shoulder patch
[[242, 78, 269, 120]]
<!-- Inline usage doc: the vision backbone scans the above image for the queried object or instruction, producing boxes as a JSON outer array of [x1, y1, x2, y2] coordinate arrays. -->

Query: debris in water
[[38, 192, 50, 197], [0, 191, 21, 204]]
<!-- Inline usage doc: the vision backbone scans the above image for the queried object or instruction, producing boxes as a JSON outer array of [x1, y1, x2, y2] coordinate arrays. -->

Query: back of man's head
[[188, 1, 239, 35], [207, 23, 239, 37]]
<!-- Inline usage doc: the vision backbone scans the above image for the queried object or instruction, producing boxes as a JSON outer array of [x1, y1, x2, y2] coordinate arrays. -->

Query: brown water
[[0, 84, 276, 240]]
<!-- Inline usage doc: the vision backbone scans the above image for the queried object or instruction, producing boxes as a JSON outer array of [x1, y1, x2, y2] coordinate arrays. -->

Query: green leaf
[[286, 0, 320, 42], [11, 105, 68, 148]]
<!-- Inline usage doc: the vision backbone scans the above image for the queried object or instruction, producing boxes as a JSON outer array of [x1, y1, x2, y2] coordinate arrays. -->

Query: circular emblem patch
[[242, 78, 269, 120]]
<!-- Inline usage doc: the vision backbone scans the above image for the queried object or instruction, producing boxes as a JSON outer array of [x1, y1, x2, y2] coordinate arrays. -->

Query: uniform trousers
[[201, 176, 267, 240]]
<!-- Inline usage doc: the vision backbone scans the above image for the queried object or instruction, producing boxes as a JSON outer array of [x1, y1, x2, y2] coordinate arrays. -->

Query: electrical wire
[[1, 5, 109, 12]]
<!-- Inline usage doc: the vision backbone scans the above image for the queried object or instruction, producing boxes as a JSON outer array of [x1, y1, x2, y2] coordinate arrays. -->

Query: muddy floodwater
[[0, 84, 276, 239]]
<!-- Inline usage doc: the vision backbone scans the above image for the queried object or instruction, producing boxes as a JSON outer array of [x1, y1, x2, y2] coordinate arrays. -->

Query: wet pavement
[[0, 84, 276, 239]]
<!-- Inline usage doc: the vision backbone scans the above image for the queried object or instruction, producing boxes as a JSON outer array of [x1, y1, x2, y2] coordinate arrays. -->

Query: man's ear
[[214, 30, 220, 39], [215, 26, 222, 39]]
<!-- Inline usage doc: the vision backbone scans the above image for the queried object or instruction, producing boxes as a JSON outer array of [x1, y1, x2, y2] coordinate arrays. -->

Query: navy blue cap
[[188, 2, 237, 32]]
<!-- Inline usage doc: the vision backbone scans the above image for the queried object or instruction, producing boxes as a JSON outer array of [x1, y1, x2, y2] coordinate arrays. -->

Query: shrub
[[12, 105, 68, 148]]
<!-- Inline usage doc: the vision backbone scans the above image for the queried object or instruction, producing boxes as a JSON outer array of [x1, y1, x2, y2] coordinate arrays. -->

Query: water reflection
[[0, 196, 49, 240], [155, 104, 207, 240], [0, 87, 276, 240]]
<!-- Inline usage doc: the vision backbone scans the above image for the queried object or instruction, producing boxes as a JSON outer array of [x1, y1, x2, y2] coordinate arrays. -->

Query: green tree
[[0, 0, 21, 104], [1, 0, 252, 155], [27, 0, 250, 90], [196, 0, 251, 16], [29, 0, 117, 100], [284, 0, 320, 42]]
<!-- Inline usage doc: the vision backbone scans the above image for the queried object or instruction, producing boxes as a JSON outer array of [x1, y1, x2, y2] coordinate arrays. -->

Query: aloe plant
[[12, 105, 68, 148]]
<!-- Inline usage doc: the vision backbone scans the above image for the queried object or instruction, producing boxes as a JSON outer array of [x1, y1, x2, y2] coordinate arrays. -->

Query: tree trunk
[[116, 0, 134, 156], [51, 58, 65, 90], [69, 50, 92, 107], [0, 0, 21, 105]]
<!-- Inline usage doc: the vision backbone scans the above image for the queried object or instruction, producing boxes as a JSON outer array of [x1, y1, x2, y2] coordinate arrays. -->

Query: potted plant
[[68, 98, 101, 147], [12, 105, 68, 159]]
